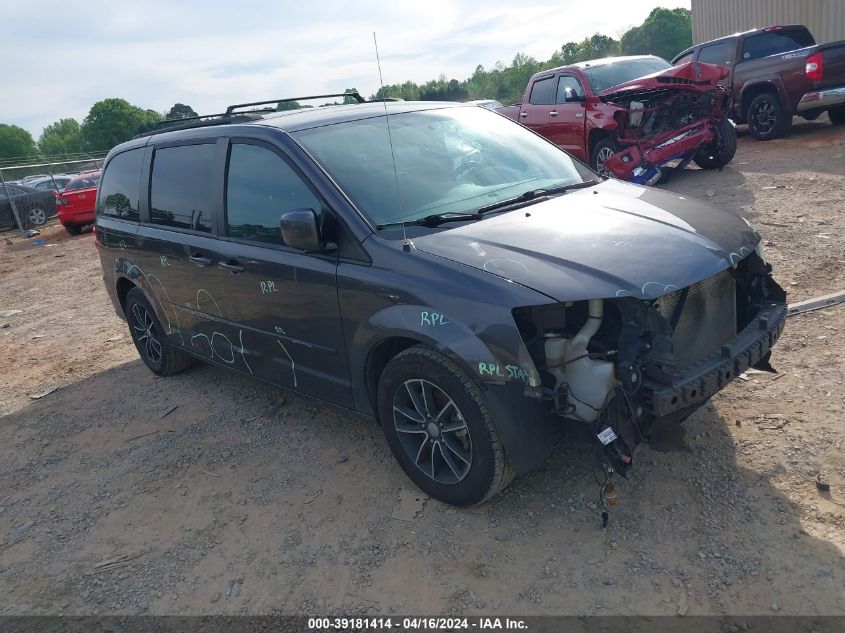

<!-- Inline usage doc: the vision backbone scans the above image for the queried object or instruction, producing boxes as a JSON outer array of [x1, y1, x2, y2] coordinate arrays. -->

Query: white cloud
[[0, 0, 690, 138]]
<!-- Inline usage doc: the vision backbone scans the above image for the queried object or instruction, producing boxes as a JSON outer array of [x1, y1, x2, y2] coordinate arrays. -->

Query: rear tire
[[65, 224, 83, 236], [125, 287, 193, 377], [28, 207, 47, 226], [377, 346, 514, 506], [829, 105, 845, 125], [591, 138, 620, 178], [746, 93, 791, 140], [693, 118, 738, 169]]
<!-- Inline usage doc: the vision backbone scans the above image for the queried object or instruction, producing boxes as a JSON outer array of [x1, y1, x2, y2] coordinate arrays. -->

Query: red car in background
[[56, 171, 100, 234]]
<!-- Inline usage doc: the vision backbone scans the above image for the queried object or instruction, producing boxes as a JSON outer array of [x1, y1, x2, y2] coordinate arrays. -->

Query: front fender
[[352, 303, 541, 402], [348, 302, 559, 474]]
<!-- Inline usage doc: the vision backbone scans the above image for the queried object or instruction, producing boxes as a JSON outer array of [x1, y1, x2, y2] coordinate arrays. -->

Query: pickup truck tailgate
[[817, 40, 845, 89]]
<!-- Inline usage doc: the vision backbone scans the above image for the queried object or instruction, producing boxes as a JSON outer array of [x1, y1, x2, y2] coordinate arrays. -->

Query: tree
[[80, 98, 163, 151], [276, 100, 303, 111], [620, 7, 691, 61], [0, 124, 37, 160], [165, 103, 198, 120], [38, 118, 83, 155]]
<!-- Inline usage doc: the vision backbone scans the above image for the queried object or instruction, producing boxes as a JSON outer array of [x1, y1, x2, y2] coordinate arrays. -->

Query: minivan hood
[[412, 179, 759, 301], [599, 61, 729, 101]]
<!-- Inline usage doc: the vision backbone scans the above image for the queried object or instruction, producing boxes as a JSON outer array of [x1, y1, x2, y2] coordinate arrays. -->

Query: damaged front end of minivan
[[511, 250, 786, 476], [600, 62, 735, 185]]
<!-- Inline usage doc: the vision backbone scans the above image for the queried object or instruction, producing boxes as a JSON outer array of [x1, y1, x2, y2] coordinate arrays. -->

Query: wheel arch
[[739, 81, 783, 122], [588, 127, 614, 161], [116, 276, 136, 312]]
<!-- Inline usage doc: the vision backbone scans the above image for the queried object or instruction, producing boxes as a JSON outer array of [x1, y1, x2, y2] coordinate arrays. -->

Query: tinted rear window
[[99, 150, 143, 220], [150, 144, 216, 233], [66, 175, 100, 191], [528, 76, 555, 105], [741, 28, 815, 61]]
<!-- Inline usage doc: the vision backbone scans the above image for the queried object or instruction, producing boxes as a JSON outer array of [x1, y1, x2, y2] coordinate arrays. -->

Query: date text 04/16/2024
[[307, 617, 528, 630]]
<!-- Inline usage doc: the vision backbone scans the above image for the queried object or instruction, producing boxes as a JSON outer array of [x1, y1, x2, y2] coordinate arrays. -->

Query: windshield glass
[[293, 106, 594, 231], [584, 57, 672, 92]]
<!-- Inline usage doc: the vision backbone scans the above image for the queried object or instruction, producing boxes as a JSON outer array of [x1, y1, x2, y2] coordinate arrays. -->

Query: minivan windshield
[[583, 57, 672, 92], [293, 106, 594, 231]]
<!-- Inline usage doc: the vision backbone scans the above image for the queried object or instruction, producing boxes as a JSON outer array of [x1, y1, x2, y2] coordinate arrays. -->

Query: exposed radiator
[[653, 270, 737, 371]]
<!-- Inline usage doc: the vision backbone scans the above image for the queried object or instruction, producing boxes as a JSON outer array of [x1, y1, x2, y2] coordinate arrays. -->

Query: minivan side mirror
[[281, 208, 331, 252]]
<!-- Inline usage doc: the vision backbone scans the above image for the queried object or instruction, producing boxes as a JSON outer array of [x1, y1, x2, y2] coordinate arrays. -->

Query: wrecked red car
[[499, 56, 736, 184]]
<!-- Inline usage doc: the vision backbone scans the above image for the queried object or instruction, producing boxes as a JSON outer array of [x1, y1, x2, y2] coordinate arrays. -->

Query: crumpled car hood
[[600, 61, 729, 102], [412, 179, 759, 302]]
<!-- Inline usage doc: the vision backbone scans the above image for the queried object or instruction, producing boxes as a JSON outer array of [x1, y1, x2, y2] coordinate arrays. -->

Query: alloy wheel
[[131, 303, 162, 365], [392, 379, 472, 484], [595, 147, 615, 178], [752, 101, 776, 135], [28, 208, 47, 225]]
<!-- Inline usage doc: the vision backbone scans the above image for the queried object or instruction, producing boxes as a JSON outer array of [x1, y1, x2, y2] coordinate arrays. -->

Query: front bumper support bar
[[643, 301, 787, 416]]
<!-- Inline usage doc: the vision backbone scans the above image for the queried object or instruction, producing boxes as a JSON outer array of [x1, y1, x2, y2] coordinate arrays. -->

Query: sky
[[0, 0, 690, 139]]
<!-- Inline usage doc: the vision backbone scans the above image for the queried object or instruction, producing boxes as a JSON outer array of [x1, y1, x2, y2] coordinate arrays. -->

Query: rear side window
[[225, 143, 320, 245], [99, 149, 143, 220], [741, 28, 815, 61], [698, 41, 733, 66], [528, 77, 555, 105], [150, 144, 216, 233]]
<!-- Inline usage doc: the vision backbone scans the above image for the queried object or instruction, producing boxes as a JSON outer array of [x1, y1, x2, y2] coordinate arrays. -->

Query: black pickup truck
[[672, 25, 845, 140]]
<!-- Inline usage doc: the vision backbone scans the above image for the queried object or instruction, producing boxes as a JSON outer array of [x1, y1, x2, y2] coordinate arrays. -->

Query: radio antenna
[[373, 32, 411, 250]]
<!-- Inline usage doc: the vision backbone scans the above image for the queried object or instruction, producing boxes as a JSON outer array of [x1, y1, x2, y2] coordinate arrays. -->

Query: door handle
[[549, 110, 558, 116], [189, 253, 212, 266], [218, 260, 244, 274], [519, 112, 528, 118]]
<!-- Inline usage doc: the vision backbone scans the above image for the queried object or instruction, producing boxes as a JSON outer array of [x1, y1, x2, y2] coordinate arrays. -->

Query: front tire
[[693, 118, 738, 169], [64, 224, 83, 236], [125, 287, 193, 376], [829, 105, 845, 125], [746, 93, 791, 140], [377, 347, 514, 506], [591, 138, 620, 178]]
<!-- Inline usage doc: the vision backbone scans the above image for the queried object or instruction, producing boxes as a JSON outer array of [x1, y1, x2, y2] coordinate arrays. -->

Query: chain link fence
[[0, 153, 107, 233]]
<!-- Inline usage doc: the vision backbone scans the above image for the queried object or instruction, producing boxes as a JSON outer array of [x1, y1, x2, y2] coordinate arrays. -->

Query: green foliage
[[0, 124, 38, 160], [620, 8, 692, 62], [38, 118, 83, 155], [80, 98, 162, 151], [166, 103, 199, 120], [371, 8, 690, 104], [276, 100, 304, 111]]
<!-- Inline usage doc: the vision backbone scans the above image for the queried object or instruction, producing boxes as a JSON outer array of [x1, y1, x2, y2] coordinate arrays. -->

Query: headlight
[[741, 216, 765, 262]]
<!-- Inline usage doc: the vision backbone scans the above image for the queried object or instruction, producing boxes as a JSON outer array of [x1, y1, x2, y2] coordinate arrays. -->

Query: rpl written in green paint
[[478, 362, 531, 383]]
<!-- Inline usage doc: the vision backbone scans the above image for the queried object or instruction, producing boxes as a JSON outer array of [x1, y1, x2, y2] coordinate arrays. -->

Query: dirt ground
[[1, 117, 843, 618]]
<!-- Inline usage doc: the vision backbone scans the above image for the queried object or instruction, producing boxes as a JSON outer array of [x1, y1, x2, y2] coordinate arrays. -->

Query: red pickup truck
[[499, 56, 735, 184], [672, 25, 845, 140]]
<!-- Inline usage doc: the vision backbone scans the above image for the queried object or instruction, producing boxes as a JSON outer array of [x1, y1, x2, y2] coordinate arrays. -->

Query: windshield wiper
[[477, 180, 599, 215], [376, 212, 482, 230]]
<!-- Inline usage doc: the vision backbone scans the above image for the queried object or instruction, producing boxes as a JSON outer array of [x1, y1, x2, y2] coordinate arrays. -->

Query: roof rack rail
[[225, 91, 365, 114], [133, 112, 265, 139], [131, 91, 367, 140]]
